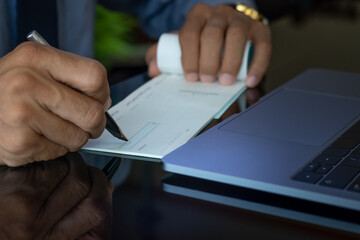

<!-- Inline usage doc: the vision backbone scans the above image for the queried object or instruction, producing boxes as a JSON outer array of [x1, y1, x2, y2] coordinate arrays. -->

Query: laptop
[[162, 69, 360, 212], [162, 174, 360, 234]]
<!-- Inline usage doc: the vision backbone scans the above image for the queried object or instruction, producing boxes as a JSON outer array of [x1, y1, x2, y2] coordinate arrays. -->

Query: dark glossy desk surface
[[91, 7, 360, 238], [1, 5, 360, 240]]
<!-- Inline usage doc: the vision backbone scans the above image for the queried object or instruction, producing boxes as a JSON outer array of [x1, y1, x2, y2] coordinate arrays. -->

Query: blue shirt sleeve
[[0, 0, 15, 56], [100, 0, 257, 39]]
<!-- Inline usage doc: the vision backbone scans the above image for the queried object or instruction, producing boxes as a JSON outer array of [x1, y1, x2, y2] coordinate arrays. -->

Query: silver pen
[[27, 30, 128, 141]]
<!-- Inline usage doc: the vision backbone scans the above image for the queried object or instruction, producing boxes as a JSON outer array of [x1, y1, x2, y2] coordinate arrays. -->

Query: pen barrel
[[27, 30, 50, 46]]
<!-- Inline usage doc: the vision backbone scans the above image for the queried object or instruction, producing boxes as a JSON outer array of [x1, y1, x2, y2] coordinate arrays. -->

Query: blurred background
[[94, 0, 360, 88]]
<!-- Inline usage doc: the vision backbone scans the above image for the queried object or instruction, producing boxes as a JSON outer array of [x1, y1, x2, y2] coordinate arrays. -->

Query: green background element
[[95, 5, 148, 70]]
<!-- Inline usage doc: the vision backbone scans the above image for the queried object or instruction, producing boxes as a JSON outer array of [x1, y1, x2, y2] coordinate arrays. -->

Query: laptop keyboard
[[293, 119, 360, 192]]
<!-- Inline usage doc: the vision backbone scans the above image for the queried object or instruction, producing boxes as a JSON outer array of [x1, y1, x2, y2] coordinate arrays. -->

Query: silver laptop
[[162, 69, 360, 212]]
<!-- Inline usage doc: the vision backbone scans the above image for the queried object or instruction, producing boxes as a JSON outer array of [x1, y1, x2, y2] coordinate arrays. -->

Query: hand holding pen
[[0, 30, 124, 167], [27, 30, 128, 141]]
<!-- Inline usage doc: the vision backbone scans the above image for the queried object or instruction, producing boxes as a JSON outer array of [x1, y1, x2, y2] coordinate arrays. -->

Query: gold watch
[[234, 3, 269, 25]]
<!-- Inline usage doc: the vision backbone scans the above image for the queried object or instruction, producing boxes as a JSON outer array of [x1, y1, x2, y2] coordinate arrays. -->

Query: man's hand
[[146, 4, 271, 87], [0, 153, 112, 240], [0, 42, 111, 167]]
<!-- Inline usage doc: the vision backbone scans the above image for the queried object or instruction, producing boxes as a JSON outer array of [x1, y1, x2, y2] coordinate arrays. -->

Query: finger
[[179, 4, 210, 82], [0, 125, 68, 167], [13, 42, 110, 105], [31, 105, 90, 152], [199, 13, 227, 83], [246, 22, 271, 88], [48, 166, 111, 240], [0, 77, 90, 151], [3, 68, 106, 138], [0, 158, 69, 225], [149, 59, 160, 77], [145, 43, 161, 77], [41, 154, 91, 228], [30, 72, 106, 138], [76, 182, 113, 240], [219, 21, 248, 85]]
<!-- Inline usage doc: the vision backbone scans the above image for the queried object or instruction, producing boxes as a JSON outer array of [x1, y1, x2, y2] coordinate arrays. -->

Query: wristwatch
[[233, 3, 269, 25]]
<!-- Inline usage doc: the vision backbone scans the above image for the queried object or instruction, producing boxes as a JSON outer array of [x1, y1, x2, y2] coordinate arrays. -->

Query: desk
[[1, 4, 360, 240], [88, 5, 360, 238]]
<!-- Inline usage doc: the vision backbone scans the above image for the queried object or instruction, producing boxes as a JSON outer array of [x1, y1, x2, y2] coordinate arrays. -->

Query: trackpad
[[219, 89, 360, 146]]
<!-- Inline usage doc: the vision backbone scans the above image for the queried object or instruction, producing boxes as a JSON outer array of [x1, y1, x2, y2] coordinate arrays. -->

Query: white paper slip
[[82, 33, 251, 160], [157, 33, 250, 81], [83, 74, 246, 160]]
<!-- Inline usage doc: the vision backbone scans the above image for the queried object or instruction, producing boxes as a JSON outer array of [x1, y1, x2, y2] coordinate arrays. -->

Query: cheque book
[[82, 33, 251, 160]]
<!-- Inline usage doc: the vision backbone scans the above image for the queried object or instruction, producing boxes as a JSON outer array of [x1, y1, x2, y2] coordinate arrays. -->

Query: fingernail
[[246, 75, 258, 87], [104, 97, 112, 111], [186, 73, 198, 82], [200, 74, 215, 83], [220, 73, 235, 85]]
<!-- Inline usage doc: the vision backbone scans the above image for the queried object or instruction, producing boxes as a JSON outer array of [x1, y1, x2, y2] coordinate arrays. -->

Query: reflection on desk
[[0, 153, 112, 239], [109, 160, 360, 240]]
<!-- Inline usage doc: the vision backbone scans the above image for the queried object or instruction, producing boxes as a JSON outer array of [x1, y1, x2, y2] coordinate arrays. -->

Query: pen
[[27, 30, 128, 141], [102, 157, 122, 181]]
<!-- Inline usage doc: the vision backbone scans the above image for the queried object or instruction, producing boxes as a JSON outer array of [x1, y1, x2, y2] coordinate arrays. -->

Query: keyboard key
[[331, 137, 359, 149], [343, 155, 360, 168], [303, 162, 320, 172], [348, 175, 360, 193], [313, 154, 341, 165], [319, 165, 360, 189], [293, 171, 322, 184], [322, 147, 350, 157], [315, 165, 332, 174]]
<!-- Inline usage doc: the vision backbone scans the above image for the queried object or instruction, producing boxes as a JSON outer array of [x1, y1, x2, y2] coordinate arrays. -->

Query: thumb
[[145, 43, 160, 77]]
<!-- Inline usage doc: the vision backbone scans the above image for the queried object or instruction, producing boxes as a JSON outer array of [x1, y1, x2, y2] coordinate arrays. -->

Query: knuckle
[[215, 4, 233, 12], [6, 132, 36, 155], [190, 3, 209, 14], [228, 25, 247, 38], [202, 24, 224, 39], [86, 60, 107, 91], [14, 42, 44, 63], [70, 176, 91, 200], [83, 102, 105, 133], [8, 103, 33, 126], [207, 14, 227, 27], [10, 191, 39, 222], [5, 68, 38, 95], [180, 29, 199, 43], [43, 145, 68, 162], [54, 146, 69, 158], [69, 130, 89, 151], [86, 199, 107, 226]]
